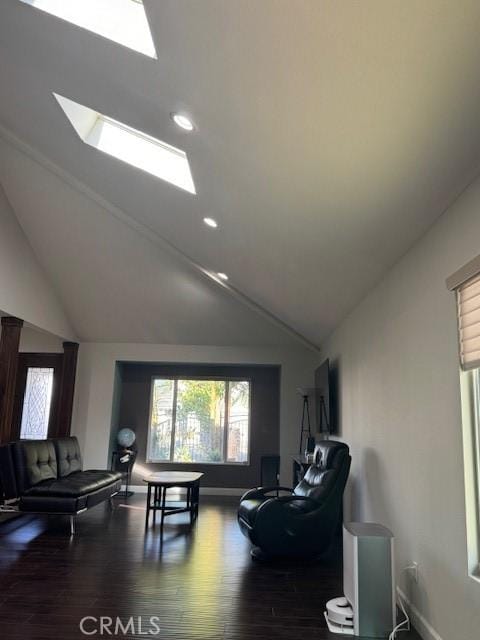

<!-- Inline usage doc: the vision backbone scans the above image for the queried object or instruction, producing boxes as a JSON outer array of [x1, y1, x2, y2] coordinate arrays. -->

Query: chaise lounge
[[0, 436, 122, 534]]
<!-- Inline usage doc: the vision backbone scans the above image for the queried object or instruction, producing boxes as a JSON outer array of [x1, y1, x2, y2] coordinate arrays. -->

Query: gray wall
[[319, 175, 480, 639], [115, 363, 280, 488], [19, 326, 64, 353]]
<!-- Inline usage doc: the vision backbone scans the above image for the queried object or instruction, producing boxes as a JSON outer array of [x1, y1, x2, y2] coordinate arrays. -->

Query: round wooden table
[[143, 471, 204, 532]]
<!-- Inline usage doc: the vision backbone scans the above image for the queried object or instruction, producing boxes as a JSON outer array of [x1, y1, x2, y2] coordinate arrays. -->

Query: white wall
[[72, 343, 317, 487], [320, 176, 480, 640], [0, 183, 75, 340]]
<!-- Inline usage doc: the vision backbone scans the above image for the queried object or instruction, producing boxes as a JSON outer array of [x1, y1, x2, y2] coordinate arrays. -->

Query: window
[[460, 368, 480, 581], [448, 258, 480, 579], [19, 368, 55, 440], [147, 379, 250, 464], [20, 0, 157, 58], [53, 93, 195, 194], [456, 272, 480, 370]]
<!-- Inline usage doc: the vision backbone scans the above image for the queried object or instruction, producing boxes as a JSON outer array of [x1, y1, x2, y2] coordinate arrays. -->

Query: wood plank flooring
[[0, 496, 421, 639]]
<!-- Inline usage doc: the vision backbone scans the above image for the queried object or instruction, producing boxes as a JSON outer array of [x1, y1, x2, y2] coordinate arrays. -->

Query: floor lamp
[[297, 388, 313, 455]]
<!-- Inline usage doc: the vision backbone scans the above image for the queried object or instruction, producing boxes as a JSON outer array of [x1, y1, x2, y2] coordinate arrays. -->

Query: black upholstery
[[294, 467, 336, 501], [238, 440, 351, 557], [19, 481, 121, 514], [55, 437, 83, 477], [19, 494, 89, 514], [23, 470, 121, 498], [0, 437, 121, 519], [13, 440, 58, 491], [314, 439, 347, 469]]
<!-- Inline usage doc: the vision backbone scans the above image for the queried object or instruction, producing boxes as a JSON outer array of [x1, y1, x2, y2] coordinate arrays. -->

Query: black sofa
[[0, 436, 122, 534], [238, 440, 351, 558]]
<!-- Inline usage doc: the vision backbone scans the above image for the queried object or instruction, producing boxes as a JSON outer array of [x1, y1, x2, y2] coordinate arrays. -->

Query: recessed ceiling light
[[217, 272, 229, 281], [172, 113, 195, 131], [203, 217, 218, 228]]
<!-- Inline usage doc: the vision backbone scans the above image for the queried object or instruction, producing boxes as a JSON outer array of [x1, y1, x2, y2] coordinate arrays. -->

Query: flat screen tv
[[314, 358, 335, 434]]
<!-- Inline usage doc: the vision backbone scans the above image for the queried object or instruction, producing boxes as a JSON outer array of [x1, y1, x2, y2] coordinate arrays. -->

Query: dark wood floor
[[0, 496, 421, 639]]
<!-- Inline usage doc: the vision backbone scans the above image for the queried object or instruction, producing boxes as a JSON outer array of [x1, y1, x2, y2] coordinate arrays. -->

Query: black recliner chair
[[238, 441, 351, 558]]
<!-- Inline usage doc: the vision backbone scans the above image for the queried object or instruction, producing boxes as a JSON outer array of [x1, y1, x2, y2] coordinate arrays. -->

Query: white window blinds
[[457, 273, 480, 371]]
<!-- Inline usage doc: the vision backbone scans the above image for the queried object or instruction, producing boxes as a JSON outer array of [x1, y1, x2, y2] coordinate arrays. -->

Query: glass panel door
[[13, 354, 62, 441], [19, 368, 55, 440]]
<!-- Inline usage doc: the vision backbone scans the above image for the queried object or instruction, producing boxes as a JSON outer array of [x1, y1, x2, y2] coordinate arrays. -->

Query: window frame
[[19, 0, 158, 59], [448, 257, 480, 581], [53, 93, 195, 194], [146, 375, 252, 466], [460, 368, 480, 582]]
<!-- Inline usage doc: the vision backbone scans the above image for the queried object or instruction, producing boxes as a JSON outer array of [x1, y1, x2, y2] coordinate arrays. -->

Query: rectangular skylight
[[20, 0, 157, 58], [54, 94, 196, 194]]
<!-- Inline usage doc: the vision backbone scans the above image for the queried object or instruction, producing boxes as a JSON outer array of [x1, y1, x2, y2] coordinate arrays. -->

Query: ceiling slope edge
[[0, 123, 320, 353]]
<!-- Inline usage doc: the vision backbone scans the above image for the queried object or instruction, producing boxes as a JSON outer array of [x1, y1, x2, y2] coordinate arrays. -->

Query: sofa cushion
[[16, 440, 57, 488], [19, 477, 122, 514], [82, 470, 122, 486], [19, 493, 88, 514], [86, 479, 122, 509], [54, 437, 83, 477], [23, 470, 122, 498]]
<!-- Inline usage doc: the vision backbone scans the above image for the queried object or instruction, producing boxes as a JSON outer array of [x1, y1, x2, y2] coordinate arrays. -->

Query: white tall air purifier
[[325, 522, 395, 638]]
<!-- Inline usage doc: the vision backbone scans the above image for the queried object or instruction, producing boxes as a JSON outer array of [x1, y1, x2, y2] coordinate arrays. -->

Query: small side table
[[143, 471, 204, 532]]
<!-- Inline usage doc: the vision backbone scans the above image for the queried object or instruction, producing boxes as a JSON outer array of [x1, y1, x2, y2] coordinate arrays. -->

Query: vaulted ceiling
[[1, 1, 480, 348]]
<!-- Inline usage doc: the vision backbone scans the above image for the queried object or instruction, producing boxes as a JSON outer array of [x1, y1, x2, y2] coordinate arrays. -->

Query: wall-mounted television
[[314, 358, 336, 434]]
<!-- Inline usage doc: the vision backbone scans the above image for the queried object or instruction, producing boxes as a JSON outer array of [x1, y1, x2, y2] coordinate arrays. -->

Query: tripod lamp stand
[[297, 387, 314, 455]]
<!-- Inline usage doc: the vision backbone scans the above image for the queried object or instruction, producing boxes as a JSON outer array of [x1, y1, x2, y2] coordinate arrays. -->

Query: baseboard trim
[[122, 485, 247, 497], [397, 587, 443, 640]]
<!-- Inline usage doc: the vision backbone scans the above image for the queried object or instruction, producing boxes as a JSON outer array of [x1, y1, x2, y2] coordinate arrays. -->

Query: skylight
[[54, 94, 196, 194], [20, 0, 157, 58]]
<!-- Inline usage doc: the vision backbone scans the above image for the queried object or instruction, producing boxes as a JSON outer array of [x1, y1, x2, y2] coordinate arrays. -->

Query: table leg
[[145, 483, 151, 528], [153, 485, 158, 526], [160, 486, 166, 533], [193, 481, 199, 522], [188, 486, 193, 525]]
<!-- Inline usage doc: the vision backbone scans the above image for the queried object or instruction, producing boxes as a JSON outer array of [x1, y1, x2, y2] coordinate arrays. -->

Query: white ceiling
[[0, 137, 301, 346], [1, 1, 480, 347]]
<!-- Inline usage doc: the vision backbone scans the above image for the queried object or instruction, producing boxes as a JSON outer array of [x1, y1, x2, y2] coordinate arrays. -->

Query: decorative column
[[55, 342, 79, 438], [0, 316, 23, 444]]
